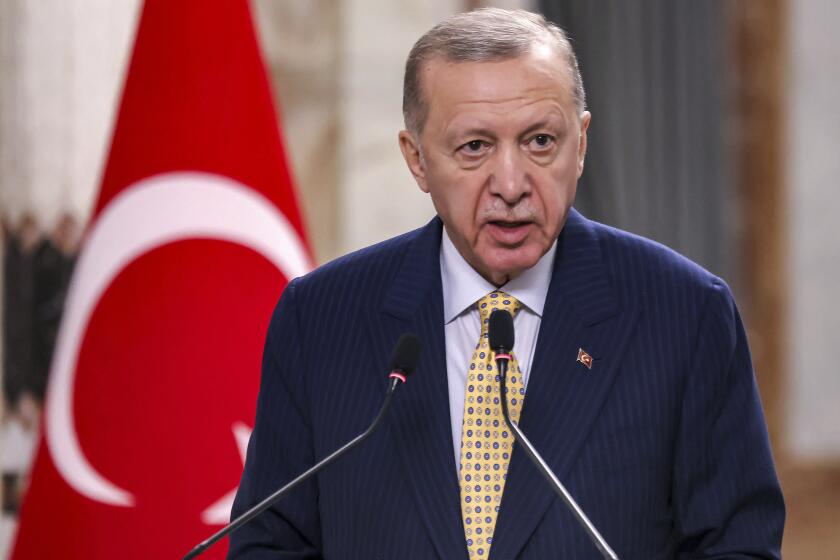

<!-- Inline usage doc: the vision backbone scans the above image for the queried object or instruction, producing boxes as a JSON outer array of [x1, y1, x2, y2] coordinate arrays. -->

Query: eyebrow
[[454, 127, 497, 140], [519, 117, 568, 139], [447, 112, 569, 145], [520, 121, 550, 137]]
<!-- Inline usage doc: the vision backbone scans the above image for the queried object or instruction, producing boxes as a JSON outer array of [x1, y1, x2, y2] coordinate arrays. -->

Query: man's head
[[399, 8, 591, 286]]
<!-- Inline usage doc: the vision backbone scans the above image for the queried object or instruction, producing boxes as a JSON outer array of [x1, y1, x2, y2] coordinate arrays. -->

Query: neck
[[483, 270, 513, 288]]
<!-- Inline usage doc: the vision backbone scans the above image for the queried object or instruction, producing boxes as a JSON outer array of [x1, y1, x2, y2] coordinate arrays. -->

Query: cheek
[[533, 165, 577, 227], [427, 168, 486, 227]]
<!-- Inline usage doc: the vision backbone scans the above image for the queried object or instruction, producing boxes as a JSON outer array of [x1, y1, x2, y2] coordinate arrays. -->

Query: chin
[[484, 248, 542, 278]]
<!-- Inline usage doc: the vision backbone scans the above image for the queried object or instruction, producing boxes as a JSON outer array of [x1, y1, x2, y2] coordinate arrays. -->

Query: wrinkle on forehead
[[421, 53, 577, 140], [452, 92, 564, 114], [442, 103, 570, 146]]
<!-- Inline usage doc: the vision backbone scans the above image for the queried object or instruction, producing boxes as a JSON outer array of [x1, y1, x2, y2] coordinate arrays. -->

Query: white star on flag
[[200, 422, 252, 525]]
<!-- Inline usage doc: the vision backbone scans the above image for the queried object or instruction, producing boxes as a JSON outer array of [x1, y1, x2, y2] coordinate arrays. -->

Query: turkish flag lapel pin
[[576, 348, 594, 370]]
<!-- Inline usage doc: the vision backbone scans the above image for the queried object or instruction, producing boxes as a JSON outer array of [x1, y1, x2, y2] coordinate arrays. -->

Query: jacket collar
[[382, 209, 619, 322]]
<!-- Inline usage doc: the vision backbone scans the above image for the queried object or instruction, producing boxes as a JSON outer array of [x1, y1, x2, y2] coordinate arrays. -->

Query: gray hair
[[402, 8, 586, 134]]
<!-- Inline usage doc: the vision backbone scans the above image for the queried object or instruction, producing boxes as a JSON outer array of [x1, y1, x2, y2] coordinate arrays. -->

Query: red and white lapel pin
[[577, 348, 594, 370]]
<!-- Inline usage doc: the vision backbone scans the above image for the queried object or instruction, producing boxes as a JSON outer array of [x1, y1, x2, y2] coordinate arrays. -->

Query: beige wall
[[0, 0, 142, 228], [788, 0, 840, 460], [252, 0, 449, 263]]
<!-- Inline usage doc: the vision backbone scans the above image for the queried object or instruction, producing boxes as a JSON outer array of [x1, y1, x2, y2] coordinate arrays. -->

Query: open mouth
[[486, 220, 532, 244], [489, 220, 530, 228]]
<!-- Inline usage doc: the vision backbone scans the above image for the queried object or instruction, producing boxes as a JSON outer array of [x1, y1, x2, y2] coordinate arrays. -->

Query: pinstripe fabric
[[228, 209, 784, 559]]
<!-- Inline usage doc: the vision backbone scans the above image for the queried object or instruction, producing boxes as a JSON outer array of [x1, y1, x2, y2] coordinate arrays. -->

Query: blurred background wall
[[0, 0, 837, 556]]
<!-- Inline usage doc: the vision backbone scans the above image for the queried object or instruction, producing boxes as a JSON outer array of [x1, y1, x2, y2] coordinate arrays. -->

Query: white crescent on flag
[[44, 171, 313, 507]]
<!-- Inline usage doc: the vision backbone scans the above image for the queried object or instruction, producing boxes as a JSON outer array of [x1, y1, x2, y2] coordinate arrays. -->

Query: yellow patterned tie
[[459, 291, 525, 559]]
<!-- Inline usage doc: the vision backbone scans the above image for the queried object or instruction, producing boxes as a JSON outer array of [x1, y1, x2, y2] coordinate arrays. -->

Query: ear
[[398, 130, 429, 193], [576, 111, 591, 178]]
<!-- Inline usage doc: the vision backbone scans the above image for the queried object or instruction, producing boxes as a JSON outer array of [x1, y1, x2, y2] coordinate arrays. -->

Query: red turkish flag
[[11, 1, 312, 558]]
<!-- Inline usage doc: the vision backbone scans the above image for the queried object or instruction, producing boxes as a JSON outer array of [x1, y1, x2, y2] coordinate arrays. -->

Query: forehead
[[419, 48, 576, 133]]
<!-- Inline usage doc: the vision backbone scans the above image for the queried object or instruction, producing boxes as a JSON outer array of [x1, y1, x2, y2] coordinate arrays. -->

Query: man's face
[[399, 46, 591, 285]]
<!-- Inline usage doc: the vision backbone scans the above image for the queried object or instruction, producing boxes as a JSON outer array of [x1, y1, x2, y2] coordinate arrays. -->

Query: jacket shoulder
[[589, 218, 725, 295], [288, 222, 428, 306]]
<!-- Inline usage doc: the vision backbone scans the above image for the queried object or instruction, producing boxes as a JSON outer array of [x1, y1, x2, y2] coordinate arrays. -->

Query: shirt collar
[[440, 227, 556, 324]]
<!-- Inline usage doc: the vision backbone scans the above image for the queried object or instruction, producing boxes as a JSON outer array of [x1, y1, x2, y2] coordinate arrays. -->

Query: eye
[[458, 139, 490, 155], [528, 134, 555, 150]]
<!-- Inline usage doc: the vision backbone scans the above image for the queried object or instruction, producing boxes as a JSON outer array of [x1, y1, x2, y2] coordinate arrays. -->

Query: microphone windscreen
[[488, 309, 515, 352], [389, 333, 422, 377]]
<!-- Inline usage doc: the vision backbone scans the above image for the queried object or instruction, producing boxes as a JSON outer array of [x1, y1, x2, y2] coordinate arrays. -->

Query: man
[[230, 9, 784, 559]]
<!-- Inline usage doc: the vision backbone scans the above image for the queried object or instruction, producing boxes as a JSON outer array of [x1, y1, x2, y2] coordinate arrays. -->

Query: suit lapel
[[364, 218, 468, 560], [490, 210, 640, 559]]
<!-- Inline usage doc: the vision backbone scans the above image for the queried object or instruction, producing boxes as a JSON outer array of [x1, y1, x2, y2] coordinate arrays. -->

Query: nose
[[488, 143, 529, 205]]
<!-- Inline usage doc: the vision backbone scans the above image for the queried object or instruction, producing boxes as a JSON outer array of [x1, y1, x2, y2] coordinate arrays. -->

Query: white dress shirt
[[440, 228, 557, 472]]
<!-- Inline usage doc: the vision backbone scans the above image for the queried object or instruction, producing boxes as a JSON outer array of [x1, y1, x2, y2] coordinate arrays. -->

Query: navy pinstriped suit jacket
[[229, 209, 784, 559]]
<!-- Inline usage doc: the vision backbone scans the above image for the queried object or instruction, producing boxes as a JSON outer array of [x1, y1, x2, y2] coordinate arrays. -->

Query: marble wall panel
[[0, 0, 141, 228], [788, 0, 840, 459], [253, 0, 342, 263]]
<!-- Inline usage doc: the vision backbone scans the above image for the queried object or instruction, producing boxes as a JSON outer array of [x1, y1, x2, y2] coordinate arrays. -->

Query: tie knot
[[477, 291, 521, 333]]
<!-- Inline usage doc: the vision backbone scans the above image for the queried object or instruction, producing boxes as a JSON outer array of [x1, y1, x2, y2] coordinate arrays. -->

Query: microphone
[[183, 333, 422, 560], [488, 310, 619, 560]]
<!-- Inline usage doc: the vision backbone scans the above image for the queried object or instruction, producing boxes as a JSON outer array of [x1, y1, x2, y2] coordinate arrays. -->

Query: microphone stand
[[183, 374, 407, 560], [495, 354, 619, 560]]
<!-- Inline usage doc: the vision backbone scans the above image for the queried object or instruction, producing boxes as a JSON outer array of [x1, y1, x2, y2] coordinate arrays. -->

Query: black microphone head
[[389, 333, 422, 377], [488, 309, 515, 353]]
